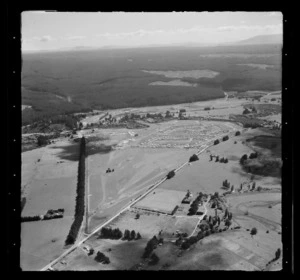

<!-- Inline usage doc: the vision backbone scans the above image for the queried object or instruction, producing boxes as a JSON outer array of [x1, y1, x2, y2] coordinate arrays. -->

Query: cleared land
[[142, 70, 220, 79], [133, 189, 186, 214], [21, 140, 79, 270], [149, 80, 197, 87]]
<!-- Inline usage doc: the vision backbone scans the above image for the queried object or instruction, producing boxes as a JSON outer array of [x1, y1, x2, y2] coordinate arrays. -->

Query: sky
[[22, 11, 283, 51]]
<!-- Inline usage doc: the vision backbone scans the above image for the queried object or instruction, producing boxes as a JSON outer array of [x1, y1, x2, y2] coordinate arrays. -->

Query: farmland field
[[133, 189, 186, 214]]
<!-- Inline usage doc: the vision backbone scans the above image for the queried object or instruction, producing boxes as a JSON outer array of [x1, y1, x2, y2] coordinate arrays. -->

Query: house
[[83, 245, 94, 255]]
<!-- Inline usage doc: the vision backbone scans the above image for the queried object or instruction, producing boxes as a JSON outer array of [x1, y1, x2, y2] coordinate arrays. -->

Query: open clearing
[[149, 80, 197, 87], [133, 189, 186, 214], [21, 140, 79, 270], [142, 70, 220, 79], [237, 64, 275, 70]]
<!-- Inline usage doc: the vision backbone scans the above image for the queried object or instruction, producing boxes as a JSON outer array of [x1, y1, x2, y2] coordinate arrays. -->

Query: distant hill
[[232, 34, 283, 46]]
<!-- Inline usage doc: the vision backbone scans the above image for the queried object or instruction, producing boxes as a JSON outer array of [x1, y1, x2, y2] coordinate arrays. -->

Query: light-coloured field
[[87, 145, 198, 231], [133, 189, 186, 214], [142, 70, 220, 79], [21, 139, 79, 270], [137, 120, 240, 149], [149, 80, 197, 87], [237, 64, 275, 70]]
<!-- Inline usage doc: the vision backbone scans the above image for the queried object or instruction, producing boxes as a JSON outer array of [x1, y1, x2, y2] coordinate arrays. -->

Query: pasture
[[21, 139, 79, 270], [133, 189, 186, 214]]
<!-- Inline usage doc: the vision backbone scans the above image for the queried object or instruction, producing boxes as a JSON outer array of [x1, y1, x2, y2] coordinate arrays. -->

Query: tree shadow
[[87, 143, 117, 155], [50, 141, 117, 161], [50, 142, 80, 161]]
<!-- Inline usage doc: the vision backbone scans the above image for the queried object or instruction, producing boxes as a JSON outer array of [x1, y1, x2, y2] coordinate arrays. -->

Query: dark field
[[243, 135, 282, 178], [22, 44, 281, 124], [248, 135, 281, 158]]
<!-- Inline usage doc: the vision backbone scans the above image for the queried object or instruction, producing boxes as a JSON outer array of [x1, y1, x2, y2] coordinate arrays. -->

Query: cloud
[[39, 35, 54, 42], [95, 27, 212, 39], [66, 35, 86, 40], [217, 24, 282, 32], [96, 29, 165, 38]]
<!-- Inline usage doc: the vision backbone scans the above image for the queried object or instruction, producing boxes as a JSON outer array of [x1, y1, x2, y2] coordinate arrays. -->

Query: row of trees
[[188, 192, 203, 215], [65, 137, 86, 246], [211, 155, 228, 163], [99, 227, 142, 241], [21, 215, 42, 222], [240, 152, 258, 164], [123, 229, 142, 241]]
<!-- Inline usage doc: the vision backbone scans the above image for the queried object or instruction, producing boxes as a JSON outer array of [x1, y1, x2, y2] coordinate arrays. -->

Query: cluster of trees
[[222, 135, 229, 141], [235, 131, 241, 136], [243, 106, 257, 115], [204, 107, 211, 111], [189, 154, 199, 162], [243, 122, 262, 129], [166, 170, 175, 179], [214, 139, 220, 145], [243, 108, 251, 114], [37, 135, 50, 147], [250, 227, 257, 236], [188, 192, 203, 215], [240, 154, 248, 164], [65, 137, 86, 246], [224, 208, 233, 222], [177, 209, 235, 250], [178, 219, 222, 250], [221, 180, 233, 191], [249, 152, 258, 159], [181, 235, 199, 250], [213, 155, 228, 163], [50, 115, 79, 130], [165, 110, 174, 118], [94, 251, 110, 264], [210, 155, 228, 163], [142, 235, 163, 259]]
